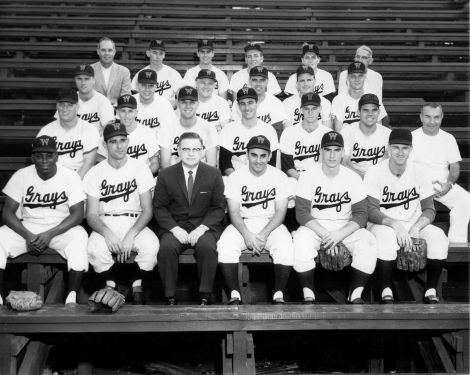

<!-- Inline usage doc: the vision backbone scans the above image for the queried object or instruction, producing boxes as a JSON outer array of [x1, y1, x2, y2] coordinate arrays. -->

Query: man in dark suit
[[153, 132, 226, 305]]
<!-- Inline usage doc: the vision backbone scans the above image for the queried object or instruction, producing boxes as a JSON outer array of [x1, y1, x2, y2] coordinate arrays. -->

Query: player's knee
[[426, 227, 449, 260], [293, 259, 316, 273], [351, 252, 377, 274]]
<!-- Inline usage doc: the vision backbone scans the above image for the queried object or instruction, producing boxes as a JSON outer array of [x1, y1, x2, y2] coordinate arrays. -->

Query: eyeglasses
[[181, 147, 203, 153]]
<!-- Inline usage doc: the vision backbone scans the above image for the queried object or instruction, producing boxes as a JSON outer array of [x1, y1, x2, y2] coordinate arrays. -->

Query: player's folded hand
[[171, 226, 189, 245], [118, 234, 135, 263], [393, 222, 412, 252], [31, 231, 53, 251], [103, 230, 121, 254], [244, 231, 261, 256]]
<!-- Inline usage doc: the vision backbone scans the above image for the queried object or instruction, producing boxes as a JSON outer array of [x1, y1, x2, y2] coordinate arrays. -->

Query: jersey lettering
[[79, 112, 100, 123], [127, 144, 148, 159], [314, 83, 324, 94], [344, 106, 359, 124], [138, 117, 161, 128], [351, 143, 386, 164], [54, 139, 83, 158], [258, 113, 272, 124], [199, 111, 219, 122], [311, 186, 351, 212], [294, 142, 320, 162], [233, 136, 246, 152], [241, 186, 276, 209], [155, 80, 171, 95], [380, 186, 420, 210], [23, 186, 68, 209], [100, 179, 138, 203], [293, 108, 304, 124]]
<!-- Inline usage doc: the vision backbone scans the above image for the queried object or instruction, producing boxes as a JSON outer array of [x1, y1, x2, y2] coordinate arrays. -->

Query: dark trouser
[[158, 230, 219, 297]]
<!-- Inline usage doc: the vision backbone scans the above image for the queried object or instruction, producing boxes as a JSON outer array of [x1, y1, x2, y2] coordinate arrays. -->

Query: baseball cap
[[236, 87, 258, 102], [32, 136, 57, 153], [103, 121, 128, 141], [56, 89, 78, 104], [244, 42, 263, 53], [117, 94, 137, 109], [198, 39, 214, 51], [74, 64, 94, 77], [249, 66, 268, 79], [302, 43, 320, 57], [358, 93, 380, 109], [301, 93, 321, 107], [321, 131, 344, 148], [296, 65, 315, 78], [389, 129, 412, 146], [148, 39, 165, 51], [178, 86, 198, 101], [347, 62, 366, 74], [138, 69, 157, 84], [246, 135, 271, 152], [196, 69, 217, 81]]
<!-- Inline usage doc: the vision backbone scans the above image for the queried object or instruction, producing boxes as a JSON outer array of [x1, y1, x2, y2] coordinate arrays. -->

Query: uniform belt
[[104, 213, 139, 218]]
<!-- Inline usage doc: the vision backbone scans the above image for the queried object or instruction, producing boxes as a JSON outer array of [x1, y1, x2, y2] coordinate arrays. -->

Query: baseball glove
[[88, 287, 125, 313], [397, 237, 427, 272], [318, 242, 352, 271], [5, 291, 43, 311]]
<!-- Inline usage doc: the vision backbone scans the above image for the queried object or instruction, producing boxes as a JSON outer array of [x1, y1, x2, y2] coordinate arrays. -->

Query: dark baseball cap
[[56, 89, 78, 104], [301, 93, 321, 107], [321, 131, 344, 148], [249, 66, 268, 79], [236, 87, 258, 102], [389, 129, 412, 146], [117, 94, 137, 109], [348, 62, 366, 74], [198, 39, 214, 51], [178, 86, 198, 101], [196, 69, 217, 81], [138, 69, 157, 84], [302, 43, 320, 57], [148, 39, 165, 51], [358, 93, 380, 109], [32, 136, 57, 153], [247, 135, 271, 152], [244, 42, 263, 53], [296, 65, 315, 78], [74, 64, 94, 77], [103, 121, 128, 141]]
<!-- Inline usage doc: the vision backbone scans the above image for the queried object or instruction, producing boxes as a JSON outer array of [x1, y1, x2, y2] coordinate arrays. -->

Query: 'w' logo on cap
[[354, 62, 362, 69], [122, 95, 130, 102], [203, 39, 208, 45], [329, 133, 338, 140], [257, 136, 265, 144], [185, 88, 193, 94], [80, 65, 86, 71], [242, 88, 249, 94], [156, 40, 162, 44], [145, 71, 153, 78], [113, 123, 121, 130], [257, 67, 263, 72], [40, 138, 50, 146]]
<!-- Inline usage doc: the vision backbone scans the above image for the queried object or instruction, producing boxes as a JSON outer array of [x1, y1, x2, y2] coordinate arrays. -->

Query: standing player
[[219, 88, 279, 176], [38, 89, 100, 179], [218, 135, 294, 304], [91, 37, 131, 106], [332, 62, 387, 131], [283, 66, 332, 128], [341, 93, 391, 178], [284, 43, 336, 101], [293, 131, 377, 304], [159, 86, 218, 168], [131, 40, 184, 107], [84, 122, 159, 304], [0, 136, 88, 305], [183, 39, 230, 100], [365, 129, 448, 304], [411, 103, 470, 242], [229, 43, 282, 96]]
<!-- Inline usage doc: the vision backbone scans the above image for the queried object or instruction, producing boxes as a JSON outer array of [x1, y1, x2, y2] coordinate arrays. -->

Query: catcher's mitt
[[88, 287, 125, 313], [318, 242, 352, 271], [397, 237, 427, 272], [6, 291, 43, 311]]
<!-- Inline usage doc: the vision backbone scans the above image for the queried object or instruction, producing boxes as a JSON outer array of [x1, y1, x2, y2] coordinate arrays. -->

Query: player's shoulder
[[267, 71, 279, 81], [365, 159, 389, 177], [316, 68, 333, 77], [339, 164, 363, 180], [265, 93, 283, 104], [57, 164, 82, 180], [163, 64, 183, 77], [283, 94, 299, 105], [266, 164, 288, 179], [40, 119, 60, 131], [367, 68, 383, 79], [185, 65, 199, 75]]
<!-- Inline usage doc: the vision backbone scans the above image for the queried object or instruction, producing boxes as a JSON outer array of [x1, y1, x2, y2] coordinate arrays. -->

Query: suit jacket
[[153, 162, 226, 235], [91, 61, 131, 105]]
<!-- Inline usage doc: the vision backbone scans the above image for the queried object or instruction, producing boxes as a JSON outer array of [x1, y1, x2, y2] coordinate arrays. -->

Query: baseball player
[[97, 95, 159, 176], [133, 69, 178, 136], [364, 129, 448, 304], [219, 88, 279, 177], [91, 37, 131, 106], [341, 93, 391, 178], [283, 66, 332, 128], [84, 122, 159, 304], [159, 86, 218, 169], [0, 136, 88, 305], [293, 131, 377, 304], [332, 62, 388, 132], [183, 39, 230, 100], [338, 45, 383, 101], [131, 40, 184, 108], [229, 43, 282, 96], [218, 135, 294, 304], [411, 103, 470, 242], [38, 89, 100, 179], [284, 43, 336, 101]]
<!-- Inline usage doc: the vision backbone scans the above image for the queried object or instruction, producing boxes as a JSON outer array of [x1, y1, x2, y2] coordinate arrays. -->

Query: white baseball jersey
[[341, 123, 391, 175], [232, 93, 287, 125], [229, 68, 282, 95], [83, 157, 154, 215], [411, 128, 462, 183], [76, 91, 115, 133], [280, 124, 330, 172], [284, 68, 336, 96], [183, 65, 230, 95], [332, 92, 387, 126], [283, 94, 332, 127], [133, 94, 177, 134], [338, 68, 383, 101], [37, 118, 100, 172], [296, 164, 366, 230], [131, 64, 184, 102], [364, 160, 434, 222], [3, 165, 85, 226], [225, 165, 291, 219]]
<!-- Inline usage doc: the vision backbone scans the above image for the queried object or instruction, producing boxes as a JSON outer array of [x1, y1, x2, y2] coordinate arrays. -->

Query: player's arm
[[435, 161, 459, 198], [149, 153, 160, 176], [77, 149, 98, 179], [408, 196, 435, 238], [280, 152, 299, 179], [159, 147, 172, 169], [2, 196, 37, 245], [204, 146, 217, 167], [333, 117, 344, 132], [295, 196, 331, 238], [227, 198, 261, 252], [256, 198, 288, 245], [322, 115, 333, 129], [86, 195, 121, 253], [219, 147, 235, 176]]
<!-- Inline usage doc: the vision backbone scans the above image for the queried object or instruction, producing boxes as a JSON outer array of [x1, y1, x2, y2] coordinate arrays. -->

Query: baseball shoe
[[200, 298, 210, 306], [381, 295, 394, 304], [424, 295, 439, 304], [272, 297, 285, 305], [302, 297, 315, 305], [166, 297, 177, 306], [228, 297, 242, 305], [132, 286, 144, 305], [349, 297, 365, 305]]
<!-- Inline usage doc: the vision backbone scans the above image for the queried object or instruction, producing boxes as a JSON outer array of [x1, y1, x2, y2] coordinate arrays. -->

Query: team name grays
[[100, 179, 137, 202], [382, 186, 419, 210], [241, 186, 276, 209], [312, 186, 351, 212], [24, 186, 68, 209]]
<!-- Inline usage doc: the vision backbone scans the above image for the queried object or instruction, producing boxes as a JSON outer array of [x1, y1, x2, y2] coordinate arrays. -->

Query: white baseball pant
[[435, 184, 470, 242]]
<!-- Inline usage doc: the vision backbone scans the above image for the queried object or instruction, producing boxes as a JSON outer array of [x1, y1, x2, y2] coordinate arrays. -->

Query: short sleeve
[[158, 99, 178, 129], [446, 135, 462, 164], [204, 124, 219, 149], [331, 96, 343, 121], [82, 124, 100, 153], [2, 170, 24, 203], [418, 171, 435, 200], [322, 72, 336, 96], [274, 171, 291, 200], [266, 125, 280, 151], [100, 97, 115, 127], [146, 130, 160, 156], [268, 72, 282, 95], [219, 99, 231, 123], [363, 167, 381, 200], [157, 125, 173, 149], [295, 170, 314, 201], [284, 74, 297, 95], [217, 71, 230, 93], [271, 97, 288, 123], [340, 126, 353, 157], [348, 172, 366, 204], [337, 70, 347, 94], [82, 167, 100, 198], [136, 161, 156, 193], [224, 173, 241, 201], [321, 98, 332, 122], [279, 128, 293, 155], [66, 170, 86, 206]]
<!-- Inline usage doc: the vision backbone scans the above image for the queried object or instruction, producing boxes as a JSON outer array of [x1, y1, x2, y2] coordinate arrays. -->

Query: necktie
[[187, 170, 194, 202]]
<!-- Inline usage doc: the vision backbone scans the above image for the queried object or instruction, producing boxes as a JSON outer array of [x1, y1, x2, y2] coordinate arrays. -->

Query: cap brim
[[32, 147, 57, 153], [57, 98, 77, 104], [104, 132, 128, 141]]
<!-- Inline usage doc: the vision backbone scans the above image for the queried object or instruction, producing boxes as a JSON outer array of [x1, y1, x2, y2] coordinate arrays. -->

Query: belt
[[104, 213, 139, 218]]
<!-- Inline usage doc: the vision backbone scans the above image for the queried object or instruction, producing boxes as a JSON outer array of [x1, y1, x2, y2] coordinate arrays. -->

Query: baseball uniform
[[229, 68, 282, 95], [232, 93, 287, 125], [283, 94, 332, 127], [332, 91, 387, 127], [184, 65, 230, 96], [131, 64, 184, 102], [74, 90, 115, 134], [195, 95, 231, 133], [284, 68, 335, 97], [133, 93, 178, 134], [338, 68, 383, 101]]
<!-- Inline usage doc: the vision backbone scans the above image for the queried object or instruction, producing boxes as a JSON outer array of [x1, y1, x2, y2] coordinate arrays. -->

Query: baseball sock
[[67, 270, 84, 294], [273, 264, 292, 295], [425, 259, 445, 293], [296, 269, 315, 299], [220, 263, 240, 295], [132, 268, 152, 288], [349, 268, 370, 301], [0, 268, 4, 304], [376, 259, 395, 297], [101, 266, 116, 289]]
